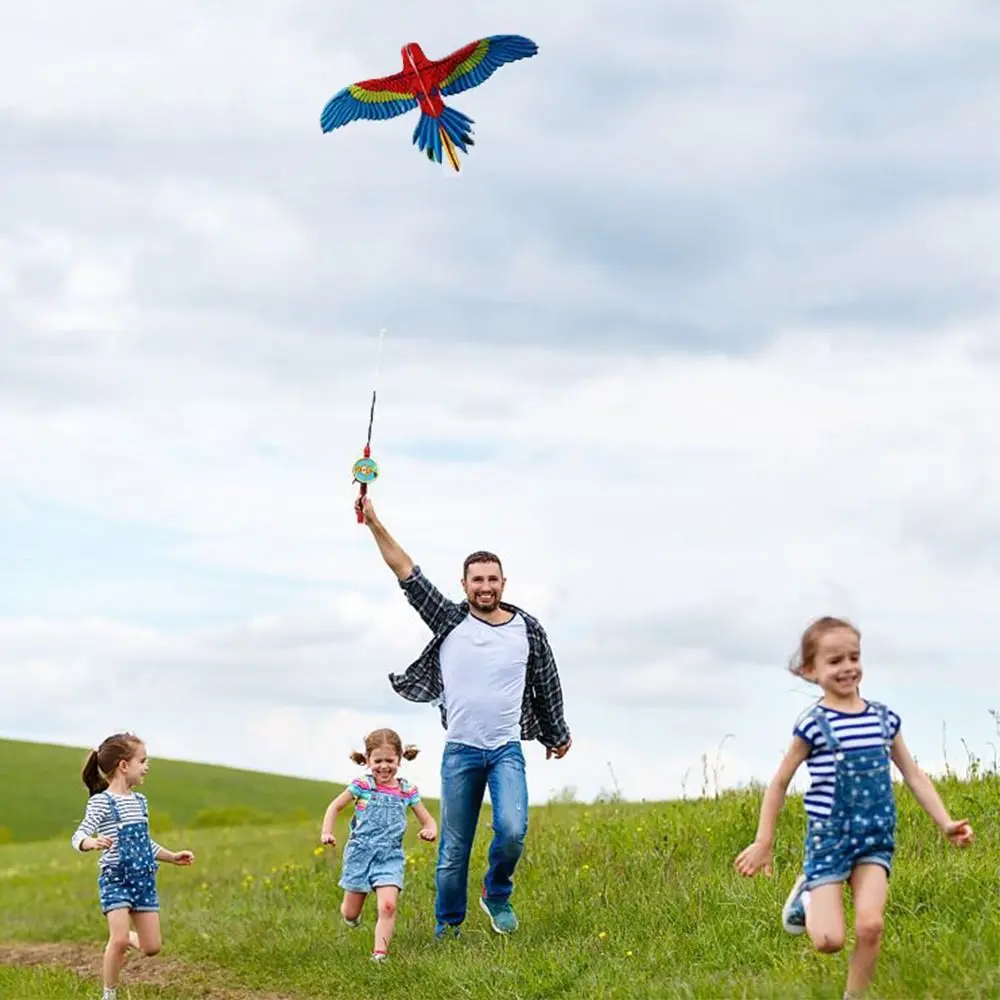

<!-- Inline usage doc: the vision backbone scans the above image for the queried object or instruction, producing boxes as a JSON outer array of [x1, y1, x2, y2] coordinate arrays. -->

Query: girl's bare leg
[[845, 864, 889, 998], [132, 911, 162, 956], [341, 890, 367, 924], [103, 910, 132, 988], [373, 886, 399, 955], [805, 882, 846, 954]]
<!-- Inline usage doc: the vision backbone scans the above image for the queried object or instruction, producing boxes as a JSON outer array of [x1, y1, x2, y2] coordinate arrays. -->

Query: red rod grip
[[356, 443, 372, 523]]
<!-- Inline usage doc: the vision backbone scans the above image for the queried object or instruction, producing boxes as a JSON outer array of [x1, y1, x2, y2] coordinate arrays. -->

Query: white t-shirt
[[438, 611, 529, 749]]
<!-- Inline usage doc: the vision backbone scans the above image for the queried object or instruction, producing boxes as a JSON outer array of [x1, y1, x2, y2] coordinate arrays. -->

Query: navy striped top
[[793, 701, 901, 819], [70, 791, 162, 871]]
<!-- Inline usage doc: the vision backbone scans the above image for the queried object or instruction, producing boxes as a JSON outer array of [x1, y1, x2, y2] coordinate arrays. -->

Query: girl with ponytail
[[71, 733, 196, 1000], [319, 728, 437, 962]]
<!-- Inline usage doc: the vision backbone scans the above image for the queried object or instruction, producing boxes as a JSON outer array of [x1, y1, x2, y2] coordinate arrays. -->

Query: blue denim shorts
[[803, 818, 894, 889], [98, 870, 160, 913], [339, 844, 405, 894]]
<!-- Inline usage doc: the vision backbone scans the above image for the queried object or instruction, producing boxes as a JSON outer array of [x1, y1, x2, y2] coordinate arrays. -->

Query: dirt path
[[0, 941, 297, 999]]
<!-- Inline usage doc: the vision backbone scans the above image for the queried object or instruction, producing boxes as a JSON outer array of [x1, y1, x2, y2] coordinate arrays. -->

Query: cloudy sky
[[2, 1, 999, 808]]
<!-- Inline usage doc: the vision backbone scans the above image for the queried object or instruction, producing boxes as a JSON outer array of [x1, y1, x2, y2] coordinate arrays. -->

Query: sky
[[2, 1, 999, 809]]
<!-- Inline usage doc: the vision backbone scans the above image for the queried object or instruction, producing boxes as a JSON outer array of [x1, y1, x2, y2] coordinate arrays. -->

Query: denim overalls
[[98, 792, 160, 914], [339, 778, 410, 894], [802, 700, 897, 889]]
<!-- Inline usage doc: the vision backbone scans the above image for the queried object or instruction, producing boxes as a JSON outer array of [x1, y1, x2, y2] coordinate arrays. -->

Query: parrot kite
[[319, 35, 539, 171]]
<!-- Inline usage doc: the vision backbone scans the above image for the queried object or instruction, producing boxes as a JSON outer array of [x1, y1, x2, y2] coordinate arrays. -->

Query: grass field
[[1, 740, 997, 999], [0, 739, 346, 844]]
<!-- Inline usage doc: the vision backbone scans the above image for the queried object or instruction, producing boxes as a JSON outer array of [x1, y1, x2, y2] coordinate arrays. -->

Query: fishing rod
[[352, 328, 385, 522]]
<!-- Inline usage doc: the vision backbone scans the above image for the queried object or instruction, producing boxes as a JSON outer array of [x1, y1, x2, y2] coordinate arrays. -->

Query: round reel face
[[352, 457, 379, 483]]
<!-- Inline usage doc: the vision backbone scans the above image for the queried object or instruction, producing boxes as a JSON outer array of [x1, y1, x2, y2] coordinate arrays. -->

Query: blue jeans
[[435, 740, 528, 929]]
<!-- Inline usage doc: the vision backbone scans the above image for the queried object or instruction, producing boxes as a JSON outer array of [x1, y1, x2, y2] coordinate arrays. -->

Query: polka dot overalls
[[97, 792, 161, 914], [802, 700, 897, 889]]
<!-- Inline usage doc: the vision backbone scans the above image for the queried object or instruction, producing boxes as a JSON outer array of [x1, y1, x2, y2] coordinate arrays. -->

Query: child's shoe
[[781, 874, 808, 935]]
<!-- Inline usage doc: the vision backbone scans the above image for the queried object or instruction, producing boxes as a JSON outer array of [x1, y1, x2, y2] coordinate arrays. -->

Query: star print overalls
[[802, 700, 897, 890], [97, 792, 160, 914], [339, 780, 409, 894]]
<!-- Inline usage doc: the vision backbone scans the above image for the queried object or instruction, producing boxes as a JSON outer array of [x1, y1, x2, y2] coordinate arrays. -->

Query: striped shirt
[[793, 702, 901, 819], [348, 774, 421, 812], [70, 792, 162, 871]]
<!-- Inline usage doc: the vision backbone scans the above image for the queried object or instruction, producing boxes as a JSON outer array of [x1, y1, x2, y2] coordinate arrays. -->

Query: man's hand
[[546, 738, 572, 760], [354, 496, 378, 525]]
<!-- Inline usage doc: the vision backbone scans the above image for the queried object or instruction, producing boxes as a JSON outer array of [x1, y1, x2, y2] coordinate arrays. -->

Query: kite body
[[320, 35, 538, 171]]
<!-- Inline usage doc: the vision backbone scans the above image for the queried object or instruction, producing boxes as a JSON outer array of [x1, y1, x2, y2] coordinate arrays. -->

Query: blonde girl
[[320, 728, 437, 961]]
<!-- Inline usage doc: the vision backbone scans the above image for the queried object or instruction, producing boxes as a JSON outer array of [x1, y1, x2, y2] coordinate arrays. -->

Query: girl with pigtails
[[320, 727, 438, 961]]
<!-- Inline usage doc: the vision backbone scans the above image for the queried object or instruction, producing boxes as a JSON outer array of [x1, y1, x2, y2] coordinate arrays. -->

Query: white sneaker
[[343, 915, 362, 928]]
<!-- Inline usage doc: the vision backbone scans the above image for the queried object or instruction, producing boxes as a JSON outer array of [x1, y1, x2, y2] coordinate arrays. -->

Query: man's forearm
[[366, 515, 415, 581]]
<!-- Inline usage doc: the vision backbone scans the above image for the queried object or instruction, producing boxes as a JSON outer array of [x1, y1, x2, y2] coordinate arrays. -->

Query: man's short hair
[[463, 550, 503, 579]]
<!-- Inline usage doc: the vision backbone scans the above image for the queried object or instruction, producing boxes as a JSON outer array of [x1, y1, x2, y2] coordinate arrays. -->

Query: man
[[355, 495, 572, 939]]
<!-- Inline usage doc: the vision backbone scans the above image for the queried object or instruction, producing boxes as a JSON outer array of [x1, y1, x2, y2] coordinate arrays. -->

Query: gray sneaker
[[480, 895, 519, 934], [781, 874, 808, 935]]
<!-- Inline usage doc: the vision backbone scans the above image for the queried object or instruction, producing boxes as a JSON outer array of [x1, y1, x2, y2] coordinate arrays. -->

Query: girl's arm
[[411, 801, 437, 841], [155, 845, 196, 865], [320, 788, 354, 845], [891, 734, 974, 846], [734, 737, 811, 876], [70, 796, 113, 853]]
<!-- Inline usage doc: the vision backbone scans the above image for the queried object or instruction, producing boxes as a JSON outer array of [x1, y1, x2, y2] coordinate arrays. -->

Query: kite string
[[365, 327, 386, 448]]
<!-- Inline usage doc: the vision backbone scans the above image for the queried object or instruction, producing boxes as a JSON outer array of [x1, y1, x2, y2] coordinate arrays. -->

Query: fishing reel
[[353, 446, 379, 522]]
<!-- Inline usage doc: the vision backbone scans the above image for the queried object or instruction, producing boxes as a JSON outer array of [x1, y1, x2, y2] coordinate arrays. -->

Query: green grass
[[1, 766, 997, 999], [0, 966, 189, 999], [0, 739, 351, 844]]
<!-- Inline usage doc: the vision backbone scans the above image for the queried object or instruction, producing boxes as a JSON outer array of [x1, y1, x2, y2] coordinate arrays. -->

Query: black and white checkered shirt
[[388, 566, 571, 749]]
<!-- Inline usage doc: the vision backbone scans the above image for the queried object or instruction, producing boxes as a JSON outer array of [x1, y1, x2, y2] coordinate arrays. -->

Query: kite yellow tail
[[440, 126, 461, 172]]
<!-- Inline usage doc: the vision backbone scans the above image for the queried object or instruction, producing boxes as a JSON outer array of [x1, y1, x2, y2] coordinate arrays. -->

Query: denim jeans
[[435, 740, 528, 928]]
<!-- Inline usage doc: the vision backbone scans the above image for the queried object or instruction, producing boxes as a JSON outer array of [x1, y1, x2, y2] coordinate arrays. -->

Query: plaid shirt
[[387, 566, 571, 749]]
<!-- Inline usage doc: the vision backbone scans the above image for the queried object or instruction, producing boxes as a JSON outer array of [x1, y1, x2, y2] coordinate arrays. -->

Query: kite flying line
[[352, 327, 385, 523]]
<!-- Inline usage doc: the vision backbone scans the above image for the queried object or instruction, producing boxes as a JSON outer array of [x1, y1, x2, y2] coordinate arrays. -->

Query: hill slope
[[0, 738, 353, 844]]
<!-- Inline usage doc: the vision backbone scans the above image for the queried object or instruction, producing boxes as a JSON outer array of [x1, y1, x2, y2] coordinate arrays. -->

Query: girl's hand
[[944, 818, 973, 846], [418, 826, 437, 842], [321, 832, 337, 847], [87, 836, 113, 851], [172, 850, 195, 865], [734, 840, 773, 877]]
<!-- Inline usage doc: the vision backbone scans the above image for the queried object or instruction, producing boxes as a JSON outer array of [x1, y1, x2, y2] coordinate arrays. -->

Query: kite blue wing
[[320, 71, 420, 132], [436, 35, 539, 98]]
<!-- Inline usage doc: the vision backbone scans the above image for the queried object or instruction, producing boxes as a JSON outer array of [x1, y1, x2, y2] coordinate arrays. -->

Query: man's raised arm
[[355, 496, 461, 635], [355, 496, 414, 581]]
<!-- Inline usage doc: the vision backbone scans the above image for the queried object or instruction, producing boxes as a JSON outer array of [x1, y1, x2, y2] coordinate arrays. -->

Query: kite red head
[[401, 42, 431, 70]]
